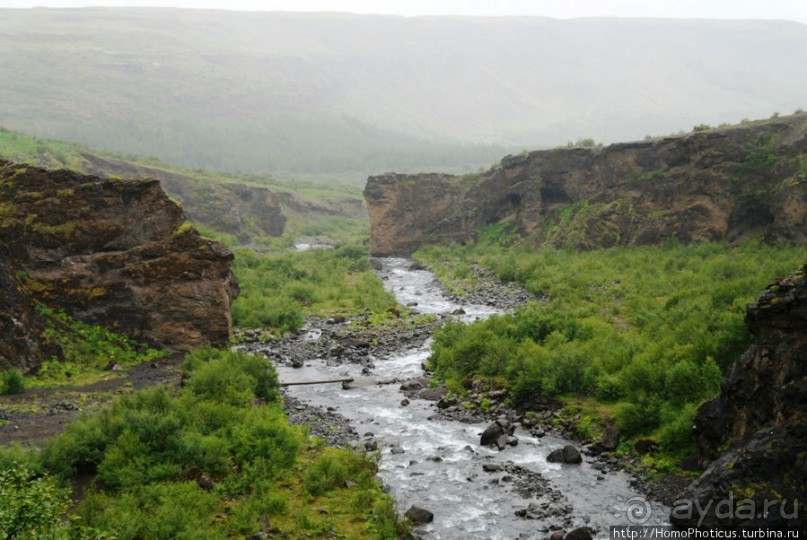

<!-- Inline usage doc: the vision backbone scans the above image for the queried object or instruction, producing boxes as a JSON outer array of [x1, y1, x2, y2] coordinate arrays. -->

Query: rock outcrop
[[0, 159, 238, 371], [0, 243, 60, 372], [670, 265, 806, 531], [365, 114, 807, 255]]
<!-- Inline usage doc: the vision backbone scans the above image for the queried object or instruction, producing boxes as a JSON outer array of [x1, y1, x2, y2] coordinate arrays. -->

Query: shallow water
[[277, 257, 669, 538]]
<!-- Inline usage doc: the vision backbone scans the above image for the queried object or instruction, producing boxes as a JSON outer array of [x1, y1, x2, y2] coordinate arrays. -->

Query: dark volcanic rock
[[405, 505, 434, 525], [672, 265, 807, 531], [0, 159, 238, 370], [0, 243, 61, 372], [547, 445, 583, 464]]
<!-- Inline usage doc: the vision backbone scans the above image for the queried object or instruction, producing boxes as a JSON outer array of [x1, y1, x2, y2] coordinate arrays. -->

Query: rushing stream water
[[275, 257, 669, 539]]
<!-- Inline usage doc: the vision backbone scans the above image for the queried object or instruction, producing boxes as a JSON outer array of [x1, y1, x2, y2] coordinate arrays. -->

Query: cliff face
[[671, 266, 806, 530], [80, 153, 287, 242], [0, 244, 60, 372], [365, 114, 807, 255], [0, 159, 238, 371]]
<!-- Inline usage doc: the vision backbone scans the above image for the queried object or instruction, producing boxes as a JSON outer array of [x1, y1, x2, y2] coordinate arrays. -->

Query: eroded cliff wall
[[0, 159, 238, 371], [365, 114, 807, 255], [671, 265, 806, 530]]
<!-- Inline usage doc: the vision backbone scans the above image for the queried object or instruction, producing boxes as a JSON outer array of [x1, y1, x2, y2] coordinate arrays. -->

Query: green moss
[[174, 220, 194, 235], [31, 221, 80, 236], [631, 170, 666, 183], [0, 201, 16, 217]]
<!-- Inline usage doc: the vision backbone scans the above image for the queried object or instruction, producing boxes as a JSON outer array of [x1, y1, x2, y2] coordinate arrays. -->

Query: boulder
[[547, 445, 583, 464], [418, 386, 448, 401], [405, 505, 434, 525], [0, 160, 238, 371]]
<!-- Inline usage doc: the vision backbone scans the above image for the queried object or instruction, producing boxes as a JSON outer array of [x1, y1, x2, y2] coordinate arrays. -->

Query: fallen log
[[280, 378, 354, 387]]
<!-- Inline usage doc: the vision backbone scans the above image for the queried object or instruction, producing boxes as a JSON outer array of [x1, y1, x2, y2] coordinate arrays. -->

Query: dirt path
[[0, 354, 183, 445]]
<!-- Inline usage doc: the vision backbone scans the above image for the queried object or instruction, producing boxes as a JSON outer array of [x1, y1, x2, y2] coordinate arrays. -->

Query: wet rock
[[547, 445, 582, 464], [481, 417, 517, 450], [405, 505, 434, 524], [482, 463, 504, 472], [363, 437, 378, 452], [390, 444, 405, 455], [590, 423, 620, 454], [452, 308, 466, 315], [480, 421, 506, 447], [565, 527, 594, 540], [400, 398, 410, 406], [400, 379, 427, 391], [549, 531, 566, 540], [436, 396, 458, 409], [418, 386, 447, 401]]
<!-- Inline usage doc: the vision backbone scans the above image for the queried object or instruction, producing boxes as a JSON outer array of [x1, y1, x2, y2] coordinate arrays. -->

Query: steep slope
[[1, 9, 806, 173], [365, 114, 807, 255], [671, 265, 806, 530], [0, 159, 238, 371]]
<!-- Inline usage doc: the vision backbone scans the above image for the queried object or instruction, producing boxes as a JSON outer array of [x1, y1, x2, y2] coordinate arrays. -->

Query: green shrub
[[304, 451, 351, 496], [183, 347, 280, 403], [1, 368, 25, 394], [0, 463, 71, 539]]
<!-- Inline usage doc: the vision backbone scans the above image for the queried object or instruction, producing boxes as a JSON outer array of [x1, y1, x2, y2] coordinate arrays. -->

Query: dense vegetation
[[0, 348, 402, 539], [417, 237, 807, 456], [232, 243, 397, 333], [0, 307, 168, 394]]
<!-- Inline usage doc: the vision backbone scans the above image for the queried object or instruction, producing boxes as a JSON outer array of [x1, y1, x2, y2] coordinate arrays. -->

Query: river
[[275, 257, 669, 539]]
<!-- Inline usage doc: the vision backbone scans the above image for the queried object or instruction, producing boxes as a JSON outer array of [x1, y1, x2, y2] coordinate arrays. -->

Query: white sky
[[1, 0, 806, 24]]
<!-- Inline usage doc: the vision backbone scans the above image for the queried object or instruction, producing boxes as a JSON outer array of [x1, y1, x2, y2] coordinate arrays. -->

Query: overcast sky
[[1, 0, 807, 24]]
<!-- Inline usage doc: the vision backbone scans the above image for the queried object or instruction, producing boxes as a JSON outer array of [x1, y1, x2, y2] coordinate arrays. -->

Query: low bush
[[0, 368, 25, 394]]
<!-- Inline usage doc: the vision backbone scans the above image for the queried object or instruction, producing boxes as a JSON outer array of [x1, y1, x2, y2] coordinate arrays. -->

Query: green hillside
[[1, 9, 806, 175]]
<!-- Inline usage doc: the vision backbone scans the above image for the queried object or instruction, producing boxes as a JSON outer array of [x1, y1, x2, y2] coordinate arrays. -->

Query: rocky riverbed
[[241, 257, 676, 539]]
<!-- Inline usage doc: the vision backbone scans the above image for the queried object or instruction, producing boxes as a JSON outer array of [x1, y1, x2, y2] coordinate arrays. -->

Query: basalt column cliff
[[0, 159, 238, 372], [365, 114, 807, 255]]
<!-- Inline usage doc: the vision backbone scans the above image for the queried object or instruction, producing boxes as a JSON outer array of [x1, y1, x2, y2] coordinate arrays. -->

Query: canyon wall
[[365, 114, 807, 255]]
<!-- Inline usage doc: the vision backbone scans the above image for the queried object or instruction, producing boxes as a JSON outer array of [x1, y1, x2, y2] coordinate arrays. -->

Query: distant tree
[[692, 124, 711, 132]]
